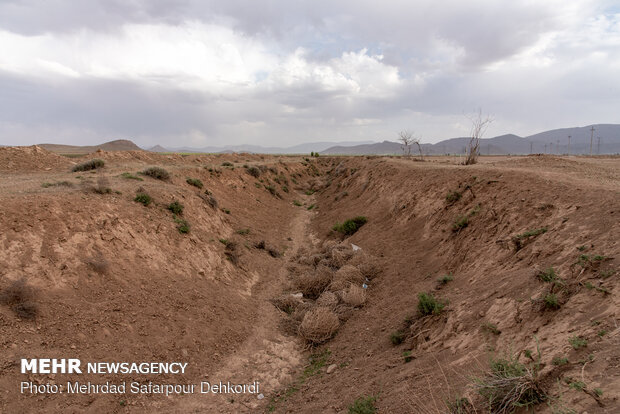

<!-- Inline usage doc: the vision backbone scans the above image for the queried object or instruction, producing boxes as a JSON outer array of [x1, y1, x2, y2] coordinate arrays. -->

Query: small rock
[[291, 292, 303, 299], [326, 364, 337, 374], [257, 393, 264, 400]]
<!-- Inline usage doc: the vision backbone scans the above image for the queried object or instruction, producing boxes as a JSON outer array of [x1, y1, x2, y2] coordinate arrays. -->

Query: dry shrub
[[297, 253, 324, 266], [349, 254, 381, 280], [292, 246, 309, 261], [330, 264, 364, 291], [294, 266, 333, 299], [316, 291, 339, 309], [224, 241, 240, 265], [0, 279, 37, 319], [328, 248, 353, 269], [271, 294, 302, 315], [341, 284, 367, 307], [298, 307, 340, 344]]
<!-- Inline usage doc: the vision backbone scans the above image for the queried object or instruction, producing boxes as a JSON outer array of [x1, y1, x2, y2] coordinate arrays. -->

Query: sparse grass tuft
[[437, 274, 454, 285], [452, 215, 469, 232], [42, 181, 73, 188], [333, 216, 368, 236], [402, 350, 412, 363], [348, 395, 377, 414], [537, 267, 557, 282], [446, 190, 462, 203], [246, 166, 261, 178], [142, 166, 170, 180], [552, 356, 568, 366], [513, 227, 547, 250], [120, 172, 143, 181], [417, 292, 445, 316], [236, 228, 250, 235], [72, 158, 105, 172], [186, 178, 203, 188], [134, 193, 152, 206], [482, 322, 501, 335], [221, 161, 233, 167], [293, 200, 302, 206], [544, 294, 560, 310], [569, 336, 587, 350]]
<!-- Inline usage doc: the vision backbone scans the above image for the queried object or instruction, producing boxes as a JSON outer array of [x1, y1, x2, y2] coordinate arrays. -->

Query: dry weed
[[341, 284, 367, 307], [294, 266, 333, 299], [298, 307, 340, 344], [316, 291, 339, 309], [349, 254, 381, 279], [330, 264, 364, 291]]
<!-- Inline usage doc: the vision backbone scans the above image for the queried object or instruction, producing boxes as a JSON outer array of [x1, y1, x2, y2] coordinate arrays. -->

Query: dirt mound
[[0, 145, 72, 172]]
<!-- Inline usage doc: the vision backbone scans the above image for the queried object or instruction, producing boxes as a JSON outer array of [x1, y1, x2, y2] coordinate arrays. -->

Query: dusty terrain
[[0, 148, 618, 413]]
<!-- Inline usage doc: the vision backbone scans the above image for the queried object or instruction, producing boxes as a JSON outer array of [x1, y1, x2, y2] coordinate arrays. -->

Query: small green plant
[[282, 185, 289, 193], [544, 294, 560, 310], [120, 172, 143, 181], [567, 380, 585, 391], [186, 178, 203, 188], [221, 161, 233, 167], [524, 350, 532, 359], [293, 200, 302, 206], [390, 330, 405, 345], [236, 229, 250, 235], [568, 336, 587, 350], [142, 166, 170, 180], [445, 190, 462, 203], [594, 388, 603, 396], [167, 201, 184, 215], [513, 227, 547, 250], [134, 193, 152, 206], [437, 274, 454, 285], [348, 395, 377, 414], [452, 215, 469, 232], [72, 158, 105, 172], [403, 350, 412, 363], [598, 329, 607, 337], [332, 216, 368, 236], [482, 322, 501, 335], [417, 292, 445, 316], [221, 208, 230, 214], [577, 245, 587, 251], [599, 269, 616, 278], [305, 189, 316, 195], [552, 356, 568, 366], [538, 267, 557, 282], [307, 204, 316, 210], [174, 217, 190, 234]]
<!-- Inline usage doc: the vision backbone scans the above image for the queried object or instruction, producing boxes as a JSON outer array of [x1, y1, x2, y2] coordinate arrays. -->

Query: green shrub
[[72, 158, 105, 172], [437, 274, 454, 285], [569, 336, 587, 350], [174, 217, 190, 234], [333, 216, 368, 236], [537, 267, 557, 282], [236, 229, 250, 235], [142, 166, 170, 180], [221, 161, 233, 167], [134, 193, 152, 206], [186, 178, 203, 188], [417, 292, 445, 316], [246, 166, 260, 178], [348, 395, 377, 414], [390, 330, 405, 345], [446, 190, 462, 203], [552, 356, 568, 366], [452, 215, 469, 232], [167, 201, 184, 215], [293, 200, 302, 206], [544, 294, 560, 309], [403, 350, 412, 363]]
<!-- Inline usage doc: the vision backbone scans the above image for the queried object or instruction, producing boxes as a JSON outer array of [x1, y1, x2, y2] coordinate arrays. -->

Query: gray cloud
[[0, 0, 618, 147]]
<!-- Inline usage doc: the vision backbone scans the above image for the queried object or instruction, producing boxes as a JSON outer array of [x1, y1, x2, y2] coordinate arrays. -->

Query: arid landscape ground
[[0, 146, 618, 413]]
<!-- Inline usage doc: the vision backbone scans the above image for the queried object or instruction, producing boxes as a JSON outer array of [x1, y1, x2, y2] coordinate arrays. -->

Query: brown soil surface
[[0, 148, 618, 413]]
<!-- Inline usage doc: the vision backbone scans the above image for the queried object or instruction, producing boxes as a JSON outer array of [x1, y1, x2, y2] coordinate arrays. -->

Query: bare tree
[[464, 109, 492, 165], [398, 130, 424, 160]]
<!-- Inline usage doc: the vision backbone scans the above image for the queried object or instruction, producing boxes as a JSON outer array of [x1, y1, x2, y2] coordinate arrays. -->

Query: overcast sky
[[0, 0, 618, 148]]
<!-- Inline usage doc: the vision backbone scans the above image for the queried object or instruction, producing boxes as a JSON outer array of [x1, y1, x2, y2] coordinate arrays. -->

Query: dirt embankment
[[273, 155, 619, 413]]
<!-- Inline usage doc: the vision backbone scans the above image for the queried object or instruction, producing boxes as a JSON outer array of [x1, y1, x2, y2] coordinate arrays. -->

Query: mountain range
[[28, 124, 620, 155]]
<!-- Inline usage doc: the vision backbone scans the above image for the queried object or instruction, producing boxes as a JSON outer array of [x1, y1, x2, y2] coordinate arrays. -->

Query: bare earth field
[[0, 147, 618, 413]]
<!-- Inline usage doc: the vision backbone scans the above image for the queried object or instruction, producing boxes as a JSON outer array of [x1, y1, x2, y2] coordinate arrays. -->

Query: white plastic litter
[[291, 293, 303, 298], [362, 283, 368, 289], [351, 243, 361, 251], [257, 393, 265, 400]]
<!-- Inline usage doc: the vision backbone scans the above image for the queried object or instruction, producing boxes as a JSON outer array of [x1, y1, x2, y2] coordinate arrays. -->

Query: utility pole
[[529, 141, 533, 154], [557, 139, 560, 154], [544, 143, 547, 154], [567, 135, 571, 155], [597, 137, 601, 154], [590, 126, 595, 155]]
